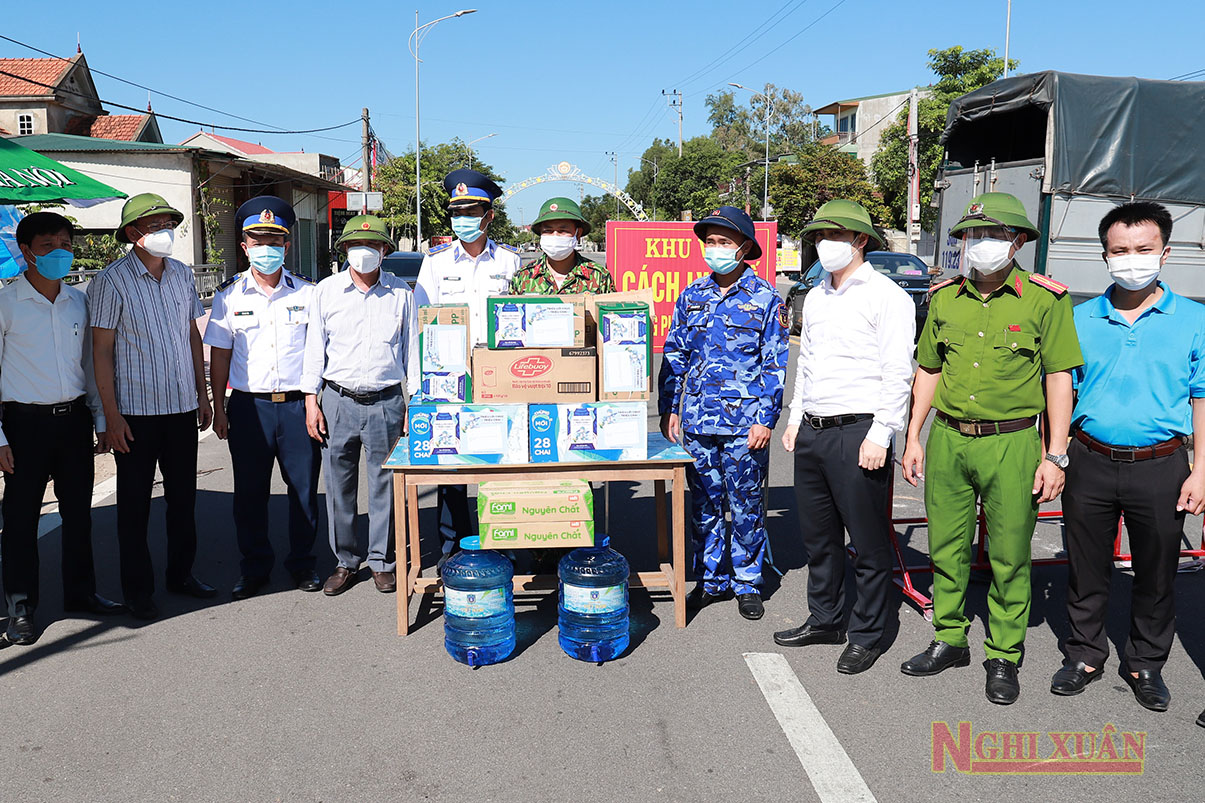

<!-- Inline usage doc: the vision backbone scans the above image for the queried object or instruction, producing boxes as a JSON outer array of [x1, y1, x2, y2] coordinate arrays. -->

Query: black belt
[[803, 412, 874, 430], [1074, 429, 1185, 462], [3, 396, 86, 417], [325, 380, 403, 405], [935, 411, 1037, 437], [234, 389, 305, 403]]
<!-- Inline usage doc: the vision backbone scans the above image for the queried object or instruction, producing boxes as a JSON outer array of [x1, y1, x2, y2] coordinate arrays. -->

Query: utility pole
[[361, 107, 372, 195], [1003, 0, 1012, 78], [905, 87, 919, 255], [663, 89, 683, 157], [605, 151, 619, 218]]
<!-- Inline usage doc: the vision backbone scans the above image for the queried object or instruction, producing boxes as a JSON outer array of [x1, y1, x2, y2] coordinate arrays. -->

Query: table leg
[[395, 472, 409, 636], [655, 479, 668, 562], [672, 465, 687, 628]]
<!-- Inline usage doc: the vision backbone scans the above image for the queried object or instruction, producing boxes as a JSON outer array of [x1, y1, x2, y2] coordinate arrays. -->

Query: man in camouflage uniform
[[509, 197, 615, 295], [658, 206, 788, 620]]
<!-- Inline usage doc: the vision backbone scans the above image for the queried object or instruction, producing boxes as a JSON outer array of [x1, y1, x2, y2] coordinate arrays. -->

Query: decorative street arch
[[501, 161, 648, 221]]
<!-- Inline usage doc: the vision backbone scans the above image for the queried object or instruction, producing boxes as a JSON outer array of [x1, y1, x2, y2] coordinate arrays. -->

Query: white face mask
[[539, 233, 577, 261], [346, 245, 382, 274], [1107, 252, 1163, 291], [962, 235, 1016, 275], [140, 228, 175, 258], [815, 239, 855, 272]]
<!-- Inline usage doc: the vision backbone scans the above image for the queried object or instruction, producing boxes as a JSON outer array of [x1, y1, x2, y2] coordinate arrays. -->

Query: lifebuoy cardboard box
[[417, 304, 472, 403], [477, 479, 595, 550], [471, 346, 597, 403]]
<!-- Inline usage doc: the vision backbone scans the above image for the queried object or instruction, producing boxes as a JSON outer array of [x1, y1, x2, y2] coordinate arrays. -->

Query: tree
[[579, 194, 614, 247], [872, 46, 1018, 230], [770, 144, 889, 240]]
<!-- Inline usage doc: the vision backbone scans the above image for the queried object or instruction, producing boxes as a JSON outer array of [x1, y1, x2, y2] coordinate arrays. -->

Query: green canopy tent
[[0, 135, 127, 276]]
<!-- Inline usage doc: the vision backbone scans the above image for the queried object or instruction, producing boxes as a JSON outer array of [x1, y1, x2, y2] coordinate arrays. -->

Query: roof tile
[[0, 57, 71, 97]]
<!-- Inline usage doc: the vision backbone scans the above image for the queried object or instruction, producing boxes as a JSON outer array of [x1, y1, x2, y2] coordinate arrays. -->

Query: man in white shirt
[[776, 200, 915, 674], [303, 215, 418, 596], [205, 196, 321, 600], [0, 212, 122, 646], [414, 169, 518, 566]]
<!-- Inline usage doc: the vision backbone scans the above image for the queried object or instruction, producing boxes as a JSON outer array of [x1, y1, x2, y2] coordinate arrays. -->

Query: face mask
[[139, 228, 175, 258], [963, 235, 1015, 275], [1107, 252, 1163, 291], [451, 216, 485, 243], [816, 239, 855, 272], [539, 233, 577, 261], [346, 245, 382, 274], [31, 248, 74, 280], [247, 245, 285, 275], [704, 246, 742, 275]]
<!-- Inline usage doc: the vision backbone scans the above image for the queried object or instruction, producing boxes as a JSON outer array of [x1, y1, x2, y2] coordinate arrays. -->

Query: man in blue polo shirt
[[1052, 201, 1205, 714]]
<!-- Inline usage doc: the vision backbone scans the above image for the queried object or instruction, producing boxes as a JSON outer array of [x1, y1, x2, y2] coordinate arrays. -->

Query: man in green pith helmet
[[509, 197, 615, 295], [898, 191, 1083, 706]]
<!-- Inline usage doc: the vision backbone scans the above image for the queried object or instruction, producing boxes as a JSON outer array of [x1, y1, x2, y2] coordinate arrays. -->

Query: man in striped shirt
[[88, 193, 216, 620]]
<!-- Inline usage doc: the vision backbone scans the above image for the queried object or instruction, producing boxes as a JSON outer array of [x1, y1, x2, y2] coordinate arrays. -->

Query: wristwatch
[[1045, 453, 1069, 470]]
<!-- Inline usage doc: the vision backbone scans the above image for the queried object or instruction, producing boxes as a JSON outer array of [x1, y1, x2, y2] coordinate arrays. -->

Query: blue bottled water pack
[[441, 537, 515, 667], [558, 535, 631, 662]]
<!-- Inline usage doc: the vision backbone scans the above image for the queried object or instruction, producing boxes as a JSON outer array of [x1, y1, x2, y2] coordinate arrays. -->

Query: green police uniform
[[916, 200, 1082, 664]]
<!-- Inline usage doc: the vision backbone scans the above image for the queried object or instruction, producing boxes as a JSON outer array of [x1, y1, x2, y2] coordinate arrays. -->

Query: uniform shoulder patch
[[777, 300, 788, 330], [498, 242, 520, 254], [1029, 273, 1069, 295], [215, 275, 240, 293], [429, 242, 452, 254], [928, 277, 958, 295]]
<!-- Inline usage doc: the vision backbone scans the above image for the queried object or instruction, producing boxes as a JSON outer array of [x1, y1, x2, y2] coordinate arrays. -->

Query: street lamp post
[[639, 155, 659, 220], [605, 151, 618, 218], [409, 8, 477, 251], [464, 132, 497, 169], [729, 82, 772, 220]]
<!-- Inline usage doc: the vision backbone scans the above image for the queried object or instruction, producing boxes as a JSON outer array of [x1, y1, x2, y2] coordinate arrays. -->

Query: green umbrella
[[0, 136, 126, 206]]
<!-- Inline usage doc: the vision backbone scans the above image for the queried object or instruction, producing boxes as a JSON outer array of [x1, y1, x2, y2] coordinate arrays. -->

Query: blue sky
[[5, 0, 1202, 224]]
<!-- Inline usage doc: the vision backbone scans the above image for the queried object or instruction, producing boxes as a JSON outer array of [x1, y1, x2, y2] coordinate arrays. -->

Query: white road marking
[[744, 652, 877, 803], [34, 426, 217, 540]]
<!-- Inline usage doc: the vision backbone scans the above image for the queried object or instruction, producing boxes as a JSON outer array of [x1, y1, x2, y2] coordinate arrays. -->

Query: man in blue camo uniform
[[658, 206, 789, 620]]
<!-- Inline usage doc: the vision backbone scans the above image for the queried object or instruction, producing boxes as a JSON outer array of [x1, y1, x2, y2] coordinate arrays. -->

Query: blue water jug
[[441, 536, 515, 667], [557, 535, 630, 662]]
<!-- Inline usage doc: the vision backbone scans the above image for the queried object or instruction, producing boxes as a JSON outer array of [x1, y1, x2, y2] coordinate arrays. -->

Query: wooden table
[[383, 433, 693, 636]]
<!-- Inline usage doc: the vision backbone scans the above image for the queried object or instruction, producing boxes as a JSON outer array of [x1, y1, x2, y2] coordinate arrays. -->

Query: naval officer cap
[[235, 195, 295, 236], [443, 168, 502, 211]]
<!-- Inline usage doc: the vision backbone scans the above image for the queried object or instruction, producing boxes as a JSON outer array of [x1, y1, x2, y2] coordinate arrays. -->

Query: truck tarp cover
[[942, 71, 1205, 206]]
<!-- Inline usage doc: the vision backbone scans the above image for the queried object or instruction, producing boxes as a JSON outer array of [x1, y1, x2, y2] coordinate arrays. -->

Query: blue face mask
[[703, 246, 743, 275], [32, 248, 74, 280], [247, 245, 285, 274], [451, 216, 485, 243]]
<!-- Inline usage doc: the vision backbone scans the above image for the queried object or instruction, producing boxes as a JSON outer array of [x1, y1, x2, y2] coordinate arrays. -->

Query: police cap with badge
[[443, 168, 502, 212], [235, 195, 296, 237]]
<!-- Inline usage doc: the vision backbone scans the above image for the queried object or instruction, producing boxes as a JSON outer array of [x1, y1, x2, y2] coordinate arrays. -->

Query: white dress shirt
[[414, 239, 519, 345], [203, 270, 314, 393], [0, 275, 104, 446], [788, 261, 916, 448], [301, 269, 418, 396]]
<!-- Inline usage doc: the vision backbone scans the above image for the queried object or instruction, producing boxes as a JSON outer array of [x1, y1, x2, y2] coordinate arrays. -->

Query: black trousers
[[1, 401, 96, 617], [1062, 436, 1189, 671], [114, 412, 199, 602], [793, 418, 894, 647]]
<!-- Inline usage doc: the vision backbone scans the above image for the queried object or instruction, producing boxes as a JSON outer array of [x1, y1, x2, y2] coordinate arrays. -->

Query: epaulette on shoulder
[[429, 242, 452, 254], [1029, 273, 1069, 296], [215, 274, 240, 293], [498, 242, 519, 254], [928, 277, 959, 295], [292, 273, 315, 285]]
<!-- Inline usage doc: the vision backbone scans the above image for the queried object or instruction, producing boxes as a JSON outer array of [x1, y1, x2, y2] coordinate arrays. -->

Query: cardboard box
[[419, 371, 471, 404], [486, 295, 586, 348], [472, 346, 596, 403], [407, 403, 528, 464], [584, 288, 656, 345], [418, 304, 472, 349], [528, 402, 648, 462], [479, 519, 594, 550], [418, 304, 472, 403], [477, 479, 594, 523], [597, 301, 651, 401]]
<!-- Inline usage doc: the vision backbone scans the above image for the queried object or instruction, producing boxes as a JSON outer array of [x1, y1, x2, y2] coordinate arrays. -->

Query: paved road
[[3, 346, 1204, 802]]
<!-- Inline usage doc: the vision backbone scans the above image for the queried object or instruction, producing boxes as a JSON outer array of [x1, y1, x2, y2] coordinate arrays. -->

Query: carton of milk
[[528, 402, 648, 462]]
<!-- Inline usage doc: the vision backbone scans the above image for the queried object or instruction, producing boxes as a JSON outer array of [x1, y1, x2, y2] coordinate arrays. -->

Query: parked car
[[380, 251, 425, 289], [783, 251, 932, 338]]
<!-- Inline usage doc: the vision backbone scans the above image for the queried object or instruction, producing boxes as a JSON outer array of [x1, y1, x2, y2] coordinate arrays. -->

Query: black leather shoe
[[1123, 668, 1170, 712], [1196, 709, 1205, 728], [837, 643, 882, 675], [4, 615, 37, 645], [292, 570, 322, 593], [1050, 660, 1104, 696], [736, 593, 764, 620], [686, 585, 733, 611], [900, 640, 971, 676], [984, 658, 1020, 705], [63, 593, 126, 615], [232, 576, 269, 600], [773, 623, 847, 647], [127, 597, 159, 621], [166, 576, 218, 599]]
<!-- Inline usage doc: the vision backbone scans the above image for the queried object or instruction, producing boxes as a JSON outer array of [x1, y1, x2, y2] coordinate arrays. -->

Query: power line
[[1169, 67, 1205, 81], [0, 67, 359, 135], [671, 0, 812, 91]]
